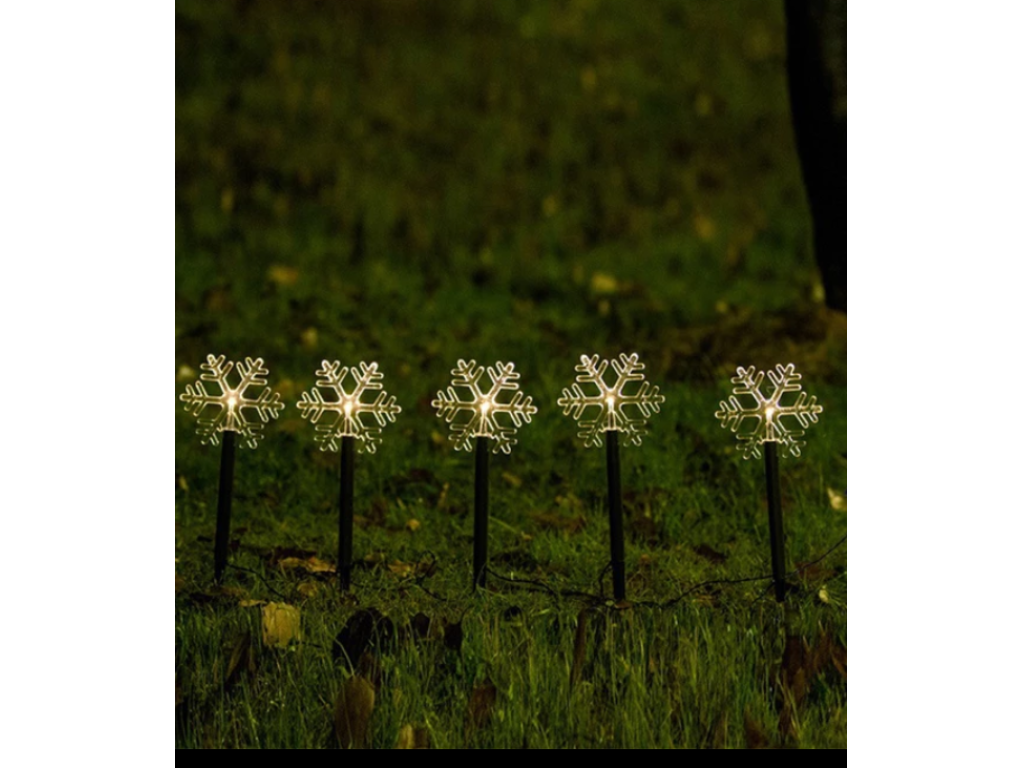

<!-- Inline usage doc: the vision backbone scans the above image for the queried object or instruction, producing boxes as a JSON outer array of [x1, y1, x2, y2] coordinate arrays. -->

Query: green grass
[[176, 0, 847, 749]]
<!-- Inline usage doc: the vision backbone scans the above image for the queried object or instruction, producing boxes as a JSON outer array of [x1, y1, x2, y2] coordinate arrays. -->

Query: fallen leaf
[[827, 488, 847, 512], [406, 518, 421, 532], [743, 710, 770, 749], [224, 632, 256, 691], [590, 271, 619, 295], [276, 555, 335, 574], [693, 543, 728, 565], [300, 327, 318, 349], [296, 581, 319, 599], [467, 678, 497, 732], [395, 723, 430, 749], [333, 609, 396, 665], [528, 510, 586, 533], [388, 561, 414, 578], [268, 264, 299, 286], [261, 603, 301, 648], [442, 620, 463, 653], [335, 675, 375, 748]]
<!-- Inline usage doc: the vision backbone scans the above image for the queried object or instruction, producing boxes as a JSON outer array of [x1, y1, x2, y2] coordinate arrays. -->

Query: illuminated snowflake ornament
[[179, 354, 285, 449], [296, 361, 401, 454], [432, 360, 537, 454], [557, 353, 665, 447], [716, 364, 823, 459]]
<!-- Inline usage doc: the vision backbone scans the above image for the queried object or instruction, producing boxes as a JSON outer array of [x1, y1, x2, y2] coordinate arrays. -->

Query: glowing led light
[[297, 361, 400, 454], [432, 360, 537, 454], [557, 353, 665, 447], [179, 355, 285, 449], [715, 364, 823, 460]]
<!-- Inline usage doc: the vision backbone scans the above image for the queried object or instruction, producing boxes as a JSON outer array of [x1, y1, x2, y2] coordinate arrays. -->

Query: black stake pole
[[764, 441, 787, 602], [339, 435, 355, 590], [214, 430, 236, 582], [473, 435, 489, 589], [606, 430, 626, 601]]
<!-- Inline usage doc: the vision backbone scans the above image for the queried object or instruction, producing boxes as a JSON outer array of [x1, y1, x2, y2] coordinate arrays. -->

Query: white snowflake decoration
[[557, 353, 665, 447], [296, 361, 401, 453], [179, 354, 285, 449], [432, 360, 537, 455], [715, 363, 823, 459]]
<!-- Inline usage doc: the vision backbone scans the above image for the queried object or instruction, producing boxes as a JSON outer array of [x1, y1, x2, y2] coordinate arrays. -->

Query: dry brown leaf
[[261, 603, 301, 648], [335, 675, 375, 748], [528, 510, 586, 533], [467, 678, 497, 732], [743, 710, 770, 749], [224, 632, 256, 691]]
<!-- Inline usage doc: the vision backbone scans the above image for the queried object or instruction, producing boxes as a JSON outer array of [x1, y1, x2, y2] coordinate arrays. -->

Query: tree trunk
[[785, 0, 847, 312]]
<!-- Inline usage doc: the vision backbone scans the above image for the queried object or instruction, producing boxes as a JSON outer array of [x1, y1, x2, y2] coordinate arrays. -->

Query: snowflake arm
[[715, 363, 823, 459], [557, 352, 665, 447], [432, 359, 537, 455], [296, 361, 401, 454], [179, 354, 285, 449]]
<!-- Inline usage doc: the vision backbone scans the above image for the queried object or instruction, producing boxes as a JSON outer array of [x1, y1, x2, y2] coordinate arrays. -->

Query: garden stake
[[605, 429, 626, 601], [214, 430, 236, 581], [474, 435, 489, 588], [715, 364, 824, 603], [339, 435, 355, 589], [179, 355, 285, 582], [433, 360, 537, 590], [764, 441, 786, 602], [558, 353, 664, 602], [297, 361, 401, 591]]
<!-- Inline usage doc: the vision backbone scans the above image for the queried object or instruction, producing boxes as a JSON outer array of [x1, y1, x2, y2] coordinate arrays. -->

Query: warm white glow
[[715, 363, 823, 460], [432, 360, 537, 455], [179, 354, 285, 449], [557, 353, 664, 448], [296, 361, 401, 454]]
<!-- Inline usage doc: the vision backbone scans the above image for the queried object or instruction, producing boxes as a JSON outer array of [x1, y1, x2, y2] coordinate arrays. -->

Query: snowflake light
[[296, 361, 401, 453], [432, 360, 537, 454], [179, 354, 285, 449], [715, 363, 823, 459], [557, 353, 665, 447]]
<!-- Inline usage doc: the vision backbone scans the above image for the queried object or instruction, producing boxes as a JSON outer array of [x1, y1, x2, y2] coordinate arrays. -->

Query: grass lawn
[[175, 0, 847, 748]]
